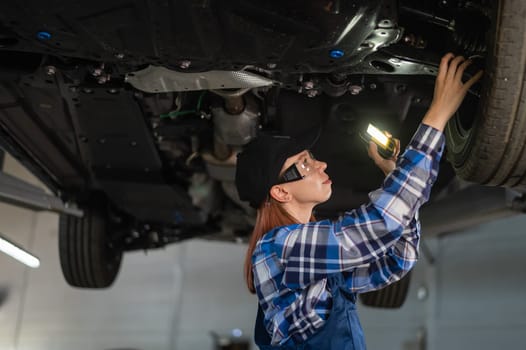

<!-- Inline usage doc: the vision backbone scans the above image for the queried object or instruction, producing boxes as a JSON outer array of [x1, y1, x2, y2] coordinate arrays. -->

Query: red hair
[[244, 198, 315, 293]]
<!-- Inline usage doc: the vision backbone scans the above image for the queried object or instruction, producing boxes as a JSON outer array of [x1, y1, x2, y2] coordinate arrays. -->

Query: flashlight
[[360, 123, 396, 159]]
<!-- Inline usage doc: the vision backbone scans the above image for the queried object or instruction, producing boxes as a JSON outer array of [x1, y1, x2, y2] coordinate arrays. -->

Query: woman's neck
[[283, 202, 314, 223]]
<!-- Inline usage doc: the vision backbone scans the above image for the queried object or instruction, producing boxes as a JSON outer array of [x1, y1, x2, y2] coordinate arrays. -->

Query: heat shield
[[125, 65, 275, 93]]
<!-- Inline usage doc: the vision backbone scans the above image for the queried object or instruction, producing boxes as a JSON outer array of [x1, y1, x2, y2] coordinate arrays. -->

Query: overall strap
[[254, 304, 272, 346]]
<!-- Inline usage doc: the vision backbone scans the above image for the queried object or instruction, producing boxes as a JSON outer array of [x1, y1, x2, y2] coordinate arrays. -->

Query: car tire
[[358, 271, 411, 309], [445, 0, 526, 189], [59, 204, 123, 288]]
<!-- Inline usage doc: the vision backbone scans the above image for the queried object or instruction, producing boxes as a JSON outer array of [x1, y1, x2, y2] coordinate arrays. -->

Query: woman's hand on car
[[423, 53, 484, 131]]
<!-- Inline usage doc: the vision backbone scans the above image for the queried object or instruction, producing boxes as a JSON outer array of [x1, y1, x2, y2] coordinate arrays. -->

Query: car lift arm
[[0, 170, 82, 217]]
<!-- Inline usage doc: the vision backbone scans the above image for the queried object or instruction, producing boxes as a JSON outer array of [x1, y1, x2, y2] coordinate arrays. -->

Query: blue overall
[[254, 273, 366, 350]]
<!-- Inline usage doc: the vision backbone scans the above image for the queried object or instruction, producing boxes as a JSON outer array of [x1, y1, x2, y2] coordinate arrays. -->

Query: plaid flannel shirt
[[252, 123, 445, 345]]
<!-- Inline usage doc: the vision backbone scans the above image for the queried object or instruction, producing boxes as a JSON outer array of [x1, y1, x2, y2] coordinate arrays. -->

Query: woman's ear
[[269, 184, 292, 203]]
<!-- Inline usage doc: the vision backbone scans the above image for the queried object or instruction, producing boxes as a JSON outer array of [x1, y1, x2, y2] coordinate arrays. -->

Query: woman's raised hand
[[422, 53, 483, 131]]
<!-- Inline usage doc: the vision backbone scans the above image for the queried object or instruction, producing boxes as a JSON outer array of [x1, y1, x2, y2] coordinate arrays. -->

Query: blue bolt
[[36, 31, 51, 40], [329, 49, 344, 59]]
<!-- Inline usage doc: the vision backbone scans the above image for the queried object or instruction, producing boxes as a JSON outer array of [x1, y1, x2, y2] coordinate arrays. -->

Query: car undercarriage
[[1, 0, 525, 291]]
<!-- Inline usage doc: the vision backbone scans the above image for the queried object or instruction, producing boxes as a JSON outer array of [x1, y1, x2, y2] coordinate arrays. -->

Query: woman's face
[[278, 150, 332, 206]]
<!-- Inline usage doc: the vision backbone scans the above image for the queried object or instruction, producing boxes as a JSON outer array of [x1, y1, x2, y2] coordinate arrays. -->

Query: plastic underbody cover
[[125, 66, 276, 92]]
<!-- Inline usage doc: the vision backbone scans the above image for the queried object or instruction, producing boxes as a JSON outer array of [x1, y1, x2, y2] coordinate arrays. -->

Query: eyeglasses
[[277, 151, 317, 184]]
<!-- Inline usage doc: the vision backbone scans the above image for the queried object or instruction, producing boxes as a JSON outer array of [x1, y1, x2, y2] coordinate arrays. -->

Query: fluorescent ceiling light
[[0, 233, 40, 268]]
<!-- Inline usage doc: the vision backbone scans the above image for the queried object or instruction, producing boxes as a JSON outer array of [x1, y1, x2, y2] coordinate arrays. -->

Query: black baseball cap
[[235, 129, 320, 209]]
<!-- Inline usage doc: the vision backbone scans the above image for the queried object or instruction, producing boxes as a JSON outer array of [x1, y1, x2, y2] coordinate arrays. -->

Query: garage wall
[[0, 206, 256, 350], [360, 214, 526, 350], [430, 217, 526, 350]]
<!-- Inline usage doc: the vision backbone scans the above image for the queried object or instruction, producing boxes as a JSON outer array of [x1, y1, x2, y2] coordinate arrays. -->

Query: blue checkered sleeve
[[274, 124, 444, 289], [342, 216, 420, 292]]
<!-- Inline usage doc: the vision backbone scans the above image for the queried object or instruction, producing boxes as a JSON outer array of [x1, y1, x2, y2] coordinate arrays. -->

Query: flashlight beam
[[367, 124, 389, 147]]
